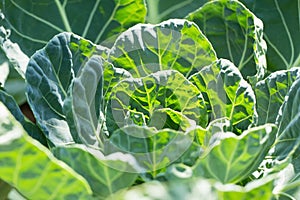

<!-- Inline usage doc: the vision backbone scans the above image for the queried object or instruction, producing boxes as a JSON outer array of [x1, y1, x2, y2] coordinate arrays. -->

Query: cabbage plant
[[0, 0, 299, 199]]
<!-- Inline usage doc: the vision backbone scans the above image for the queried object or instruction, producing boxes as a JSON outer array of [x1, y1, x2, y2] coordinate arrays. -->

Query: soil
[[20, 102, 36, 123]]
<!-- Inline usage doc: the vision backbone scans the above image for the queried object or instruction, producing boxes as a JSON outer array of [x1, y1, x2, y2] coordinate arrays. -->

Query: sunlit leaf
[[189, 59, 256, 134], [106, 70, 207, 133], [186, 0, 267, 83], [0, 102, 92, 199], [53, 145, 138, 199], [194, 124, 277, 183], [108, 19, 217, 78], [273, 78, 300, 165], [107, 125, 194, 178], [255, 68, 300, 125], [0, 90, 47, 146]]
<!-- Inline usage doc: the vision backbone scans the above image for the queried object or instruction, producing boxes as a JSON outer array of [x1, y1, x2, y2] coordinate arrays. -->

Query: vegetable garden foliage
[[0, 0, 299, 199]]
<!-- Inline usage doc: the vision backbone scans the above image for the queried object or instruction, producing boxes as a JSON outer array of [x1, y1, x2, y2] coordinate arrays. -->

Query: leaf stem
[[146, 0, 160, 23], [54, 0, 72, 32]]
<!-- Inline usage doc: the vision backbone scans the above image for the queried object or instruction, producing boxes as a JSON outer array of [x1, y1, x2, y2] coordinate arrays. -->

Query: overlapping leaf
[[276, 164, 300, 199], [255, 68, 300, 125], [25, 32, 129, 147], [193, 118, 231, 151], [53, 145, 138, 199], [69, 55, 105, 148], [0, 90, 47, 146], [186, 0, 267, 83], [26, 33, 100, 146], [148, 108, 196, 132], [108, 19, 217, 78], [111, 176, 275, 200], [0, 0, 146, 55], [106, 70, 207, 133], [108, 126, 194, 177], [0, 102, 92, 199], [240, 0, 300, 71], [273, 79, 300, 164], [194, 124, 277, 183], [189, 59, 256, 134], [0, 29, 28, 104]]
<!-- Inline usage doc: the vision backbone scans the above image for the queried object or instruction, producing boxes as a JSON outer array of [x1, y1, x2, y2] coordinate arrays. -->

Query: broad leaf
[[0, 0, 146, 55], [0, 102, 92, 199], [218, 176, 275, 200], [110, 179, 217, 200], [194, 124, 277, 183], [240, 0, 300, 71], [193, 118, 231, 151], [70, 55, 105, 148], [189, 59, 256, 134], [0, 48, 9, 86], [0, 29, 28, 104], [67, 55, 131, 148], [255, 68, 300, 125], [273, 164, 300, 199], [102, 61, 132, 105], [106, 70, 207, 133], [186, 0, 267, 83], [107, 126, 194, 177], [273, 78, 300, 163], [53, 145, 138, 199], [26, 33, 100, 146], [25, 32, 115, 146], [148, 108, 196, 132], [111, 176, 275, 200], [108, 19, 217, 78], [146, 0, 208, 23], [0, 90, 47, 146]]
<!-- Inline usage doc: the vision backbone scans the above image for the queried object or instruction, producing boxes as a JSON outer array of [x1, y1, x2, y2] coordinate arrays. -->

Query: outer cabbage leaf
[[186, 0, 267, 83], [106, 70, 207, 134], [193, 118, 231, 151], [0, 0, 146, 55], [26, 33, 100, 146], [111, 176, 274, 200], [194, 124, 277, 183], [0, 89, 47, 146], [0, 48, 9, 87], [273, 79, 300, 166], [26, 32, 125, 147], [0, 28, 28, 104], [108, 19, 217, 78], [107, 126, 194, 178], [53, 145, 138, 199], [0, 102, 92, 199], [273, 164, 300, 199], [67, 55, 105, 149], [255, 68, 300, 125], [240, 0, 300, 71], [189, 59, 256, 134], [67, 54, 130, 149]]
